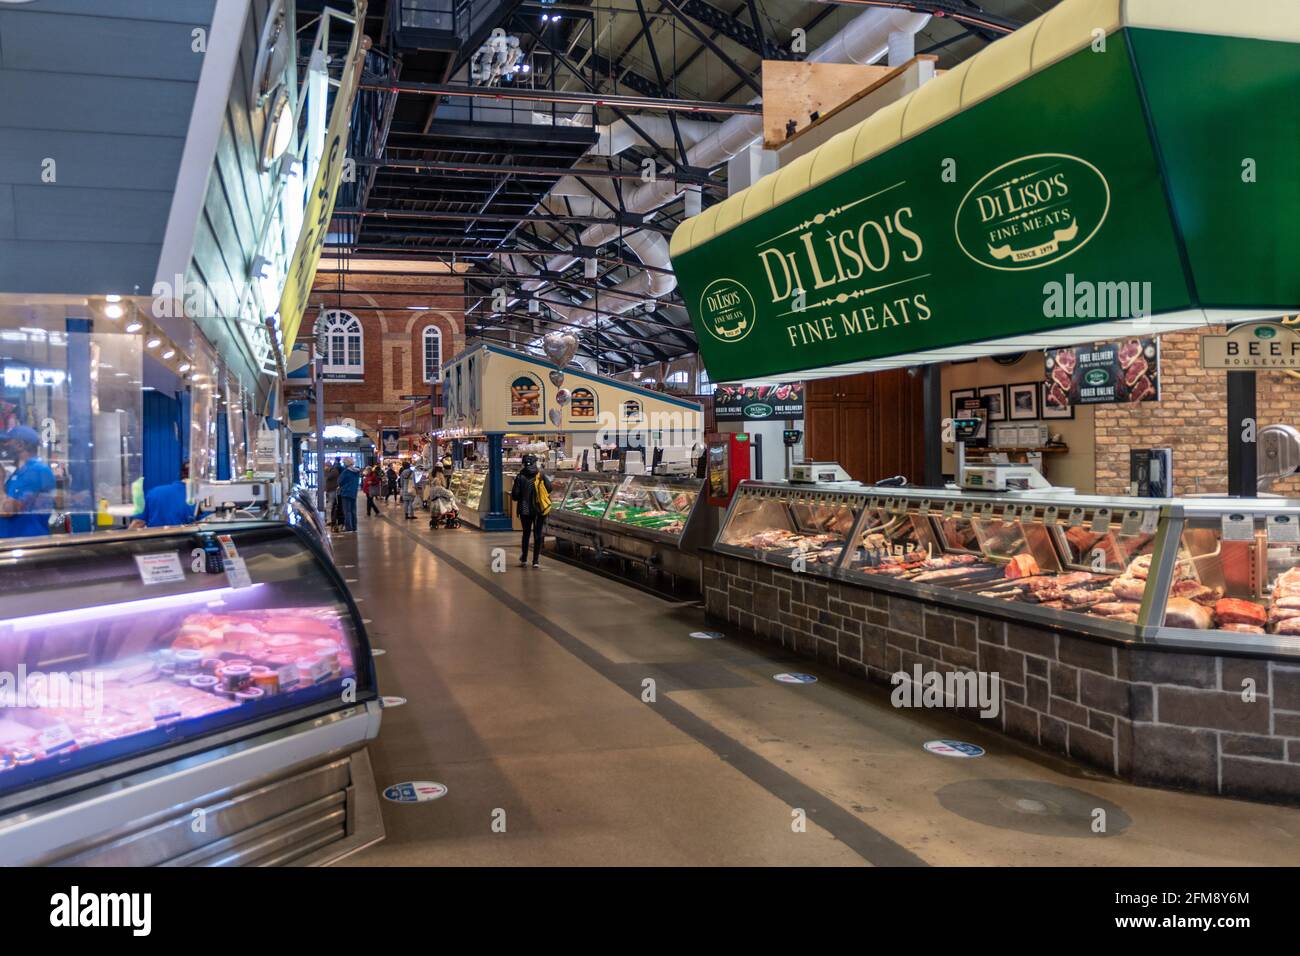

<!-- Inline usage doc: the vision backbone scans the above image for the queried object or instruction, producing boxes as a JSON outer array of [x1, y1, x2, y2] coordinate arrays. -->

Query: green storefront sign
[[672, 22, 1300, 384]]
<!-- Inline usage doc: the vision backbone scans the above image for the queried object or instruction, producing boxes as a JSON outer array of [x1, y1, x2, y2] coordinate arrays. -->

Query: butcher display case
[[0, 521, 383, 865], [449, 462, 491, 528], [714, 482, 1300, 655], [547, 471, 711, 592]]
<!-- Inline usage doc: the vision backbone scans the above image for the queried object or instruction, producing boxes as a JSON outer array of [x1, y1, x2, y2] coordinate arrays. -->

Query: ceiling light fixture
[[125, 322, 143, 333], [104, 303, 124, 319], [162, 349, 176, 360], [146, 338, 161, 349]]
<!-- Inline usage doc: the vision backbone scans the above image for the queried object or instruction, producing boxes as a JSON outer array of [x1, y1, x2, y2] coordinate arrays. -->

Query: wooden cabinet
[[804, 369, 926, 483]]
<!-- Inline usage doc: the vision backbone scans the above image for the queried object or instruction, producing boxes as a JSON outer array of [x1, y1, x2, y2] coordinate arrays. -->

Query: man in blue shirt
[[130, 462, 197, 529], [336, 457, 360, 532], [0, 425, 56, 539]]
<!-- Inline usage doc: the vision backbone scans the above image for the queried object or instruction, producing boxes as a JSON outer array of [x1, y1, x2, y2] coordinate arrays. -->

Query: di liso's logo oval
[[1084, 367, 1111, 387], [699, 277, 757, 344], [744, 402, 774, 418], [955, 153, 1110, 271], [1255, 325, 1277, 339]]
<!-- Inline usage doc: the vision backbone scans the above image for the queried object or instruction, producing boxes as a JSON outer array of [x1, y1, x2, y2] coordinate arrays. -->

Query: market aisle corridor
[[334, 510, 1300, 866]]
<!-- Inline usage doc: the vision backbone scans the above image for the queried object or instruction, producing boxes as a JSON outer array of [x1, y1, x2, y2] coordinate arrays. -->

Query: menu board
[[1044, 337, 1160, 408], [714, 383, 804, 421]]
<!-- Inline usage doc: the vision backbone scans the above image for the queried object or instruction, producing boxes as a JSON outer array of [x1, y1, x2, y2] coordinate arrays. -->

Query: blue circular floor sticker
[[774, 672, 817, 684], [924, 739, 985, 758], [383, 781, 448, 803]]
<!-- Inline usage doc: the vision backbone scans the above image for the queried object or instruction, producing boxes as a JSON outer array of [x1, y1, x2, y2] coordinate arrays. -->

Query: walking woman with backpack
[[510, 453, 553, 568]]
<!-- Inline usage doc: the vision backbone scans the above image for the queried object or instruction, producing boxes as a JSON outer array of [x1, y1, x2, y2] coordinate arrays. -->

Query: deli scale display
[[0, 521, 383, 865]]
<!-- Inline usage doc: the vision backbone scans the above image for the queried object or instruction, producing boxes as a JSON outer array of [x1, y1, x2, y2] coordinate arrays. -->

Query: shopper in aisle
[[0, 425, 56, 538], [362, 466, 381, 517], [510, 453, 553, 567], [400, 460, 418, 520], [337, 458, 361, 532], [385, 463, 399, 504], [324, 459, 341, 530], [129, 462, 196, 529]]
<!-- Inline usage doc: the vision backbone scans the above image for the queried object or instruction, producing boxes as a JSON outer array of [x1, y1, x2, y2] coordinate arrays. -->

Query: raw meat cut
[[1047, 383, 1070, 409], [1051, 364, 1074, 393], [1164, 597, 1214, 630], [1127, 375, 1156, 403], [1213, 598, 1267, 628], [1123, 356, 1149, 388], [1112, 576, 1147, 601], [1092, 601, 1141, 616], [1275, 617, 1300, 635], [1220, 623, 1264, 634], [1118, 338, 1143, 368], [1005, 554, 1040, 578], [1055, 349, 1077, 374]]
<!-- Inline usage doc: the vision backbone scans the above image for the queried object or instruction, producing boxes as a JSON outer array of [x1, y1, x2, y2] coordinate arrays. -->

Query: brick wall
[[1094, 327, 1300, 496], [307, 273, 464, 437], [704, 552, 1300, 805]]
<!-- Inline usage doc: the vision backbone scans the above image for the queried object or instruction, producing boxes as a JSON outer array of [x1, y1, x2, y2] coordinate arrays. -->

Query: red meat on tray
[[1123, 356, 1149, 389], [1055, 349, 1077, 374], [1127, 375, 1156, 403], [1214, 598, 1267, 628], [1118, 338, 1143, 368]]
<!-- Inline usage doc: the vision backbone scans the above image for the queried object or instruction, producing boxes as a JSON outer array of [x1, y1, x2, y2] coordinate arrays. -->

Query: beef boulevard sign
[[672, 28, 1299, 383], [1200, 322, 1300, 369]]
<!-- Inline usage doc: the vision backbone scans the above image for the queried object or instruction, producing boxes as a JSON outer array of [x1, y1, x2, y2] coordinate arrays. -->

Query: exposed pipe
[[512, 7, 931, 334]]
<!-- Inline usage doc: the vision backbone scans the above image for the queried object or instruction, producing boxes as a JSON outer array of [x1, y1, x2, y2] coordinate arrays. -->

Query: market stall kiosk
[[440, 342, 705, 534], [0, 521, 383, 865], [672, 0, 1300, 802]]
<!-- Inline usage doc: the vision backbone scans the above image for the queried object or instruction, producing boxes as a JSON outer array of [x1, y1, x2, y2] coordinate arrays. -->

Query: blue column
[[65, 318, 93, 533], [480, 432, 511, 531]]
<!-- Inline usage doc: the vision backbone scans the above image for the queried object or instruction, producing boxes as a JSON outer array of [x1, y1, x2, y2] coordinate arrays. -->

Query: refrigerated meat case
[[547, 471, 710, 591], [715, 482, 1300, 655], [0, 521, 383, 865]]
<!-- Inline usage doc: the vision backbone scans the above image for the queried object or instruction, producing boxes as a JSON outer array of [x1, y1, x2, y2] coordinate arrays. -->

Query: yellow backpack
[[534, 473, 552, 516]]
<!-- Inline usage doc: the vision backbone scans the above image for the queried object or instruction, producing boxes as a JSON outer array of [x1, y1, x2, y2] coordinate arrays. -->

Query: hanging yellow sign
[[278, 0, 369, 350]]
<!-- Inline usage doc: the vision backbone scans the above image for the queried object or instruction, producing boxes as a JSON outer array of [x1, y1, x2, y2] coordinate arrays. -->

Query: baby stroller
[[428, 483, 460, 529]]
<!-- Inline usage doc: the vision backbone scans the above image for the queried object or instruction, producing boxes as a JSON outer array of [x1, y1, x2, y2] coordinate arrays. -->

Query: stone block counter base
[[703, 552, 1300, 805]]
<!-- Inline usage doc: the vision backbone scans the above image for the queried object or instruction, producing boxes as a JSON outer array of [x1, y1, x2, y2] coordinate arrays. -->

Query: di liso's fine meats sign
[[713, 383, 804, 421], [1044, 338, 1160, 407], [1200, 322, 1300, 369], [671, 23, 1300, 384]]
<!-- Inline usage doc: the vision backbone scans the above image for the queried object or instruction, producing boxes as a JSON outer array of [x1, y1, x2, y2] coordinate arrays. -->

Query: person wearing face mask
[[509, 453, 553, 567]]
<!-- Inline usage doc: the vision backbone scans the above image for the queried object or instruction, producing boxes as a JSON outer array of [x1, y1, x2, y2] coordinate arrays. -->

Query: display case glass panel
[[843, 505, 947, 577], [0, 523, 372, 798], [1159, 516, 1300, 635], [605, 477, 699, 537], [558, 475, 618, 519], [460, 464, 486, 511], [717, 488, 856, 572]]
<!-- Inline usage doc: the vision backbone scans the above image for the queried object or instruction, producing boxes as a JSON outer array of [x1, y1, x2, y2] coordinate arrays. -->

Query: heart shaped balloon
[[549, 408, 563, 427], [542, 331, 578, 367], [555, 388, 571, 406], [549, 370, 565, 388]]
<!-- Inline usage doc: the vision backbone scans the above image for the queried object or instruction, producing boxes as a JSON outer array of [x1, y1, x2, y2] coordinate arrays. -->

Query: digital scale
[[791, 461, 852, 483], [197, 479, 275, 516], [951, 416, 1062, 493]]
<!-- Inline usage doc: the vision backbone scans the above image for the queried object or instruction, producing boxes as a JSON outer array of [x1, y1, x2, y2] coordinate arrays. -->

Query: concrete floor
[[334, 506, 1300, 866]]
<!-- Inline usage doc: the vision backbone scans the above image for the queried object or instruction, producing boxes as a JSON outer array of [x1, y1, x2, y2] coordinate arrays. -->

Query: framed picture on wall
[[1008, 382, 1040, 420], [1041, 381, 1074, 419], [978, 385, 1007, 422], [950, 389, 974, 421]]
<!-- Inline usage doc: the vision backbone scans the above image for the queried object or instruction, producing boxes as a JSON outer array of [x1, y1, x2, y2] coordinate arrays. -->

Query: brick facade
[[704, 552, 1300, 805], [307, 273, 465, 437], [1094, 326, 1300, 496]]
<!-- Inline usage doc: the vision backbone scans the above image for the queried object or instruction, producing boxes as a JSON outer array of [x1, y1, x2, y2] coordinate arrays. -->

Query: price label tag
[[134, 552, 185, 586], [1267, 514, 1300, 544], [1001, 504, 1017, 523], [1221, 512, 1255, 542], [1140, 510, 1160, 534], [1020, 505, 1036, 524], [868, 496, 880, 511], [942, 500, 955, 519], [1090, 508, 1112, 533], [224, 556, 253, 589], [919, 498, 931, 516], [979, 502, 995, 521], [1066, 506, 1085, 528], [962, 501, 975, 520], [1119, 509, 1143, 536], [216, 534, 240, 561]]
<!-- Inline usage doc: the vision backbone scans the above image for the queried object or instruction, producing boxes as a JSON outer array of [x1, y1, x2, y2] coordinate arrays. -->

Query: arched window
[[422, 326, 443, 383], [315, 309, 363, 380], [665, 370, 689, 393], [698, 367, 712, 393]]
